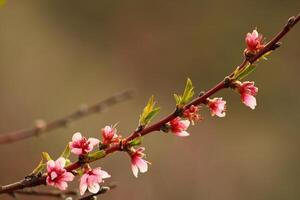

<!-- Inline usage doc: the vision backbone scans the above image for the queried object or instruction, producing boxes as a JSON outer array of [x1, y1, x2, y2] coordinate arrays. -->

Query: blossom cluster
[[43, 29, 261, 196]]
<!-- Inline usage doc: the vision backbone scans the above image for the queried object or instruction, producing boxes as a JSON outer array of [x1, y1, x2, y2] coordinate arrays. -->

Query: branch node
[[34, 119, 47, 136]]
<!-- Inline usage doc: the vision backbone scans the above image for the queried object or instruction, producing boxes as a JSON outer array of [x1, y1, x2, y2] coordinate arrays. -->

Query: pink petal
[[88, 182, 100, 194], [47, 160, 55, 171], [216, 111, 226, 118], [100, 170, 111, 179], [50, 171, 58, 180], [91, 167, 102, 175], [71, 148, 83, 155], [181, 120, 190, 129], [88, 138, 100, 146], [174, 131, 190, 137], [242, 94, 257, 109], [46, 176, 54, 186], [79, 182, 88, 196], [56, 181, 68, 191], [62, 172, 74, 182], [136, 158, 148, 173], [72, 132, 82, 142], [55, 157, 66, 168], [131, 164, 139, 178]]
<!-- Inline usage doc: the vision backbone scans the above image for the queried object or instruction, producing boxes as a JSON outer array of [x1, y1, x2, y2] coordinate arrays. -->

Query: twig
[[14, 189, 78, 198], [0, 89, 133, 145], [0, 13, 299, 194], [78, 184, 116, 200]]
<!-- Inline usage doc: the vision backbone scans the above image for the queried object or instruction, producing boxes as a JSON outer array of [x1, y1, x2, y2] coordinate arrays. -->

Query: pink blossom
[[207, 97, 226, 117], [46, 157, 74, 190], [245, 29, 264, 53], [236, 81, 258, 109], [69, 132, 99, 155], [101, 125, 118, 145], [131, 147, 150, 178], [169, 117, 190, 137], [80, 167, 111, 195], [183, 105, 202, 124]]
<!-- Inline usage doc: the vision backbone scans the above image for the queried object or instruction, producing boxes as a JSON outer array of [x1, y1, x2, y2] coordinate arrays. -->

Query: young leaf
[[174, 78, 195, 106], [42, 152, 52, 161], [31, 157, 46, 176], [85, 150, 106, 163], [128, 136, 143, 147], [60, 144, 71, 159], [235, 64, 256, 80], [139, 96, 160, 127]]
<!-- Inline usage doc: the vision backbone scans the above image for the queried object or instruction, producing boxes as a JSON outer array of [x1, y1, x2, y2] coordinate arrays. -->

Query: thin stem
[[0, 90, 133, 145], [14, 189, 78, 198], [0, 13, 299, 195]]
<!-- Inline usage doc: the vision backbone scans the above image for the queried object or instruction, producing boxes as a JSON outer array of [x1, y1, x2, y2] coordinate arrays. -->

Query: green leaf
[[41, 152, 52, 161], [235, 64, 256, 80], [31, 157, 46, 176], [139, 96, 160, 127], [128, 137, 143, 147], [174, 78, 195, 106], [60, 144, 71, 159], [85, 150, 106, 163]]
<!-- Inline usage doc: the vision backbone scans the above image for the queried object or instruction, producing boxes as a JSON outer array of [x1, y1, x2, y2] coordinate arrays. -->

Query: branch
[[0, 13, 299, 195], [0, 89, 133, 145], [14, 189, 78, 198]]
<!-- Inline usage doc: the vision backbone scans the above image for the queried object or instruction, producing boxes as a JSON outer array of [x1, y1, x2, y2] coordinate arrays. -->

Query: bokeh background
[[0, 1, 299, 200]]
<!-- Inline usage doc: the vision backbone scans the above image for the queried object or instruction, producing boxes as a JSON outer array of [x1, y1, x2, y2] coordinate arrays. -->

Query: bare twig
[[0, 90, 133, 145], [0, 13, 299, 195], [14, 189, 78, 199]]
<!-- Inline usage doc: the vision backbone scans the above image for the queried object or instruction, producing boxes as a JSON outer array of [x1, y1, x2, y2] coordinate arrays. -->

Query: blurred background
[[0, 1, 299, 200]]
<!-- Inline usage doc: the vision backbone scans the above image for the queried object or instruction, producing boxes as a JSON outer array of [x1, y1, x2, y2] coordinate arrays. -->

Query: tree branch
[[14, 189, 78, 198], [0, 89, 133, 145], [0, 13, 299, 195]]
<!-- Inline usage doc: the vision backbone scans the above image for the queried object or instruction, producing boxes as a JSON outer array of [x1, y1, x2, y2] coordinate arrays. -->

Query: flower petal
[[242, 94, 257, 109], [80, 182, 88, 196], [56, 181, 68, 191], [62, 172, 74, 182], [174, 131, 190, 137], [55, 157, 66, 168], [100, 170, 111, 179], [88, 138, 100, 146], [136, 158, 148, 173], [88, 183, 100, 194], [131, 164, 139, 178], [72, 132, 82, 141], [71, 148, 83, 155], [47, 160, 55, 171]]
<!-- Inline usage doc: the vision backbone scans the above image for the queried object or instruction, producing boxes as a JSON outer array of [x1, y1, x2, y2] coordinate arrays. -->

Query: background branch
[[14, 189, 78, 199], [0, 89, 133, 145]]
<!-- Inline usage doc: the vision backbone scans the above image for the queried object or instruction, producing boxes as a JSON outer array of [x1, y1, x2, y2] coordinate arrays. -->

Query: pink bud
[[69, 132, 99, 156], [207, 98, 226, 117], [46, 157, 74, 190], [169, 117, 190, 137], [236, 81, 258, 109], [101, 125, 118, 145], [245, 29, 264, 53], [79, 167, 111, 195], [130, 147, 150, 178]]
